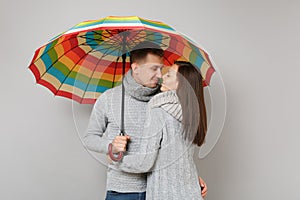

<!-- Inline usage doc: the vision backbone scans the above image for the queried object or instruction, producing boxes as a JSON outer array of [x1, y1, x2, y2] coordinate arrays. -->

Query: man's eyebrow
[[152, 64, 164, 68]]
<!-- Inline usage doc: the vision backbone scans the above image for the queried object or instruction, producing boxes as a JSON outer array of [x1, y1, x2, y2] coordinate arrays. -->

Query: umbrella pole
[[108, 53, 126, 162], [120, 31, 128, 137], [108, 34, 127, 162], [120, 53, 126, 136]]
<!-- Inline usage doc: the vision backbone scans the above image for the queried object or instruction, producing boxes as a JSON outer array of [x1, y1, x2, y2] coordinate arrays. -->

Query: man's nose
[[156, 69, 162, 78]]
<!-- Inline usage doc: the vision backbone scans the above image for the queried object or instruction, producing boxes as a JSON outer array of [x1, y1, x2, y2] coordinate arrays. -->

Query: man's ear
[[131, 63, 139, 74]]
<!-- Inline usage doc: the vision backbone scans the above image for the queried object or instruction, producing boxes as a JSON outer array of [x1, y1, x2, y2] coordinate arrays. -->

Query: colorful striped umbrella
[[28, 16, 215, 105]]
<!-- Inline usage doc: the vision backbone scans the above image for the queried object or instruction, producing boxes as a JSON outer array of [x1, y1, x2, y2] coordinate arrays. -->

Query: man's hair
[[130, 41, 164, 64]]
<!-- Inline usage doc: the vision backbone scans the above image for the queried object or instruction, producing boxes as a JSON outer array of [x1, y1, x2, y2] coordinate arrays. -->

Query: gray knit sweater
[[83, 70, 160, 192], [113, 90, 203, 200]]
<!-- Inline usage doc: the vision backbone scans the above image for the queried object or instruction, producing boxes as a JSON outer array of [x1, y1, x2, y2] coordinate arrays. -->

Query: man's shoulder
[[109, 85, 122, 92], [94, 86, 121, 104], [99, 86, 122, 97]]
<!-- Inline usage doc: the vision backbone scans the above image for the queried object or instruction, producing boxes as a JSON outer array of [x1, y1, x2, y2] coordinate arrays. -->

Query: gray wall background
[[1, 0, 299, 199]]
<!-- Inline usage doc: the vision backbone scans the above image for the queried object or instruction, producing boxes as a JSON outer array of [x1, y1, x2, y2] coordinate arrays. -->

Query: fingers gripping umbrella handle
[[108, 143, 124, 161]]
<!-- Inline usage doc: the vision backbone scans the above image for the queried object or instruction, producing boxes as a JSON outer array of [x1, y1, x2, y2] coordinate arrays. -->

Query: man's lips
[[153, 78, 163, 85]]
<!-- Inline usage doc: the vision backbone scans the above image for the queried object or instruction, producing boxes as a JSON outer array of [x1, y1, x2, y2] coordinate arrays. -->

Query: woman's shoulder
[[148, 90, 182, 122], [148, 90, 179, 108]]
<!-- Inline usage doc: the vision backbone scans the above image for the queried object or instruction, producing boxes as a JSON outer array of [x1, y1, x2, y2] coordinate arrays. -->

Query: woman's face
[[160, 64, 179, 92]]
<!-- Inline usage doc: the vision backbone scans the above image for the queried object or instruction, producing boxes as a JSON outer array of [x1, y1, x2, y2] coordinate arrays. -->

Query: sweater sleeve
[[113, 107, 163, 173], [83, 93, 110, 154]]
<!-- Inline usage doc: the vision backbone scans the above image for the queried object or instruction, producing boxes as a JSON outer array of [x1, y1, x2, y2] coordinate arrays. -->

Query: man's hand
[[111, 135, 130, 154], [199, 177, 207, 198]]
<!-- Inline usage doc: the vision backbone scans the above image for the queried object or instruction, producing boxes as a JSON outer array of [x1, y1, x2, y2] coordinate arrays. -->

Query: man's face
[[132, 53, 164, 88]]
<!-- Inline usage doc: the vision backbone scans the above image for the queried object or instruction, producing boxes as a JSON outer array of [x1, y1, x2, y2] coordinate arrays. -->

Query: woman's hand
[[199, 177, 207, 198]]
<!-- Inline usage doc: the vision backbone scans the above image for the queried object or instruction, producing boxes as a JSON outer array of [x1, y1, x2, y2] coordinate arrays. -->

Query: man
[[83, 41, 207, 200]]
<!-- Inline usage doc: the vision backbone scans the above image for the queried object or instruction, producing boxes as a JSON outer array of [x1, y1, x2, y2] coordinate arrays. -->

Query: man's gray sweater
[[83, 70, 160, 192]]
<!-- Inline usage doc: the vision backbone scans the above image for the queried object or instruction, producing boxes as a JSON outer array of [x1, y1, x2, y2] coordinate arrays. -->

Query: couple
[[84, 41, 208, 200]]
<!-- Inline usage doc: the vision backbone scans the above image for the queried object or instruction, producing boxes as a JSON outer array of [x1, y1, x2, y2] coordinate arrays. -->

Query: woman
[[112, 61, 207, 200]]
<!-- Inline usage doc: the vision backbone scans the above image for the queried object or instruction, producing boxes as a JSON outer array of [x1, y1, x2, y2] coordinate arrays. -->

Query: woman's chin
[[160, 86, 169, 92]]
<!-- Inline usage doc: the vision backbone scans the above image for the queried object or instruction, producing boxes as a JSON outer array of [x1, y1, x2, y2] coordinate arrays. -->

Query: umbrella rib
[[123, 31, 199, 67], [53, 41, 122, 97], [163, 55, 173, 66], [36, 41, 96, 79], [124, 31, 170, 50], [35, 31, 170, 81], [33, 30, 114, 70], [79, 29, 124, 43], [160, 36, 212, 74], [106, 30, 122, 39], [126, 31, 151, 48], [55, 43, 122, 101], [130, 31, 211, 69], [111, 56, 120, 88], [52, 46, 89, 95], [89, 31, 125, 52], [80, 45, 123, 102], [34, 29, 203, 74], [32, 31, 107, 79], [89, 31, 111, 39], [135, 31, 195, 54], [33, 28, 213, 101], [53, 44, 103, 95], [92, 41, 122, 54], [106, 30, 115, 37], [123, 30, 143, 50], [168, 35, 212, 68], [35, 33, 122, 82], [103, 30, 126, 46], [33, 32, 104, 63], [32, 34, 81, 65]]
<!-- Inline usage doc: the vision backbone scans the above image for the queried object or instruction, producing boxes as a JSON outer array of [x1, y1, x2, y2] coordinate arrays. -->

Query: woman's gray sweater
[[113, 90, 203, 200]]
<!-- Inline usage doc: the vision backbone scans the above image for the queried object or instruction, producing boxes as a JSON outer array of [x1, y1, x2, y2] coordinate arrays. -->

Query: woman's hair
[[175, 61, 207, 146]]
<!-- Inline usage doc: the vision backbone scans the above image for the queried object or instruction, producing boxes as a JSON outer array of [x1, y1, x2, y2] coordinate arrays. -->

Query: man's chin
[[149, 85, 158, 88], [144, 82, 158, 88]]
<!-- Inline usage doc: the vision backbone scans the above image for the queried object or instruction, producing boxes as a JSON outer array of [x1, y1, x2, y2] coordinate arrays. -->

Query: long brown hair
[[175, 61, 207, 146]]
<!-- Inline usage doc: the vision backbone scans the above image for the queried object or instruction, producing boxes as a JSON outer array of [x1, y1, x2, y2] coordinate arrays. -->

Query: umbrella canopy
[[28, 16, 215, 104]]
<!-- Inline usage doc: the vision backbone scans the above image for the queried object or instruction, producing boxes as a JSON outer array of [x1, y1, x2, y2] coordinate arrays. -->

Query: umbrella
[[28, 16, 215, 160]]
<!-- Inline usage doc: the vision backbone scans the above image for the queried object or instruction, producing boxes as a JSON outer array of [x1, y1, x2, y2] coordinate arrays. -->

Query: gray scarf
[[149, 90, 182, 122], [123, 70, 160, 102]]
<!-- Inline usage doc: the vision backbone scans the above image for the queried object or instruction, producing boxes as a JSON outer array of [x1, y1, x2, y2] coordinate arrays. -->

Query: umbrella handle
[[108, 143, 124, 162]]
